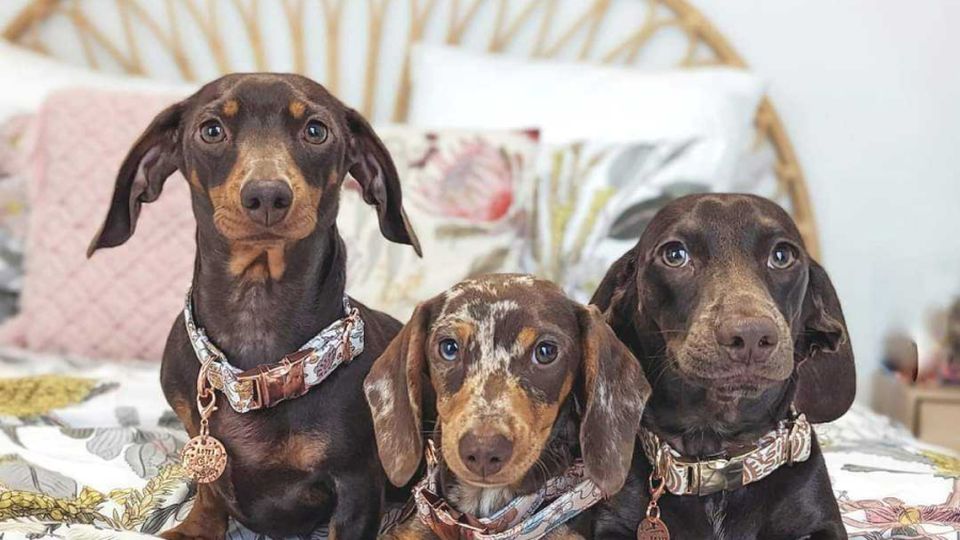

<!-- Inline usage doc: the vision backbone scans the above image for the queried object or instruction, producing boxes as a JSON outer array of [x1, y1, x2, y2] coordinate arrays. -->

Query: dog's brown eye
[[199, 120, 225, 143], [533, 341, 559, 365], [660, 242, 689, 268], [304, 120, 328, 144], [439, 339, 459, 361], [768, 242, 798, 270]]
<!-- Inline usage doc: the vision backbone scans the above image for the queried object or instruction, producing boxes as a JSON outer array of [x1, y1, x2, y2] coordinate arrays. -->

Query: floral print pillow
[[523, 138, 782, 302], [338, 127, 538, 319]]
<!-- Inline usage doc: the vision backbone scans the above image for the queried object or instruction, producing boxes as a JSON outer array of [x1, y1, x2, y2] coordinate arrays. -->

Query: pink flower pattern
[[409, 135, 528, 223]]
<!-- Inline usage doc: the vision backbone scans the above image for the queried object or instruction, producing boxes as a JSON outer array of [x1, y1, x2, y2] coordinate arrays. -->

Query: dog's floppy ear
[[87, 100, 186, 257], [591, 245, 641, 330], [577, 305, 650, 496], [364, 301, 432, 486], [794, 259, 856, 423], [345, 108, 422, 257]]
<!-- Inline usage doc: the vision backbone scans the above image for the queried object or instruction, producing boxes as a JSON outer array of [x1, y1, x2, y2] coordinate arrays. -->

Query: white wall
[[692, 0, 960, 402], [1, 0, 957, 403]]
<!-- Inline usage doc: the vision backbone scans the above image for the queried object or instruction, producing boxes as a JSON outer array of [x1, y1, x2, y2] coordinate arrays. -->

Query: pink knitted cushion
[[0, 90, 194, 361]]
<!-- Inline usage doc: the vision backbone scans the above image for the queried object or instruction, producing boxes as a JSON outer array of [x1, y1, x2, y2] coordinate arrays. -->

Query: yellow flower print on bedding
[[0, 375, 98, 417], [920, 449, 960, 478], [0, 486, 105, 523], [0, 464, 188, 528]]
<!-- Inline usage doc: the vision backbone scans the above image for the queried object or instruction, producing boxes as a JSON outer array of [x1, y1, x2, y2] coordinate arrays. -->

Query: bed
[[0, 1, 956, 538]]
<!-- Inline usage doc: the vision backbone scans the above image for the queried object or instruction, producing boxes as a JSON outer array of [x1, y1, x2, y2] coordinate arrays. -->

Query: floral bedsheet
[[1, 347, 958, 539]]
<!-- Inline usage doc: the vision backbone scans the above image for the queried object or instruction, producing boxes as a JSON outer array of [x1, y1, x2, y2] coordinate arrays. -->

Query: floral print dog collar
[[179, 290, 364, 484], [409, 441, 604, 540], [638, 411, 812, 498], [183, 291, 364, 414]]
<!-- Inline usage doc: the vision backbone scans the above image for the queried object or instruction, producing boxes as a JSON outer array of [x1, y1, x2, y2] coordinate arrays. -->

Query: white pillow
[[0, 41, 195, 122], [407, 44, 767, 187]]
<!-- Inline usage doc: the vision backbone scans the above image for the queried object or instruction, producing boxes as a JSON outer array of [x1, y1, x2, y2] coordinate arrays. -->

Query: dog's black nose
[[717, 317, 779, 364], [458, 431, 513, 477], [240, 180, 293, 227]]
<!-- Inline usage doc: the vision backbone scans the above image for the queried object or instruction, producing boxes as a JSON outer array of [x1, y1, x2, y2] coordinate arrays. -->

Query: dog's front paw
[[158, 521, 226, 540], [159, 531, 221, 540], [380, 518, 437, 540]]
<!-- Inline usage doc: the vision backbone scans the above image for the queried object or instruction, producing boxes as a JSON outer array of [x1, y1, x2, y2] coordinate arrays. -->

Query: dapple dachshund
[[591, 194, 855, 539], [88, 73, 420, 539], [364, 274, 650, 539]]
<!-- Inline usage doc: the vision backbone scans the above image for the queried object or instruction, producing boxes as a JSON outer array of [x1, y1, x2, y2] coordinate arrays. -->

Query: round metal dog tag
[[181, 434, 227, 483], [637, 517, 670, 540]]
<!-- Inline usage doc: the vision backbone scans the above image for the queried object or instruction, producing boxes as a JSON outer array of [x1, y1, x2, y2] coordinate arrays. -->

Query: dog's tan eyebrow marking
[[222, 99, 239, 117], [755, 216, 784, 232], [515, 327, 538, 351], [452, 321, 476, 341], [289, 101, 307, 119]]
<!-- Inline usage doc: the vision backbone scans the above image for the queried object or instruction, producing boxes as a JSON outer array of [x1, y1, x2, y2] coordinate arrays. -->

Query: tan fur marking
[[210, 140, 322, 243], [210, 139, 323, 282], [288, 100, 306, 119], [453, 321, 475, 343], [381, 519, 432, 540], [279, 434, 328, 471], [266, 244, 287, 280], [227, 244, 266, 278], [188, 170, 203, 192], [222, 99, 239, 117], [583, 333, 601, 389], [171, 398, 197, 435], [516, 326, 537, 352], [438, 371, 568, 488], [244, 263, 269, 282], [208, 147, 249, 240]]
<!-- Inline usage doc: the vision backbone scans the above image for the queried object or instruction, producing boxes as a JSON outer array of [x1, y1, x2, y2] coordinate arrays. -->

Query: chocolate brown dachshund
[[591, 194, 855, 539], [89, 74, 420, 539]]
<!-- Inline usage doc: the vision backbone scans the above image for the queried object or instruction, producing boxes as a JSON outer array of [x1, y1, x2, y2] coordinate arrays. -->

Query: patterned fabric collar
[[183, 291, 364, 413], [409, 441, 603, 540], [638, 412, 812, 496]]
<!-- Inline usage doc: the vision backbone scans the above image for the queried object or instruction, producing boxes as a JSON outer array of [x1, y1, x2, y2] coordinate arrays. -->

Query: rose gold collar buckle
[[237, 349, 312, 410]]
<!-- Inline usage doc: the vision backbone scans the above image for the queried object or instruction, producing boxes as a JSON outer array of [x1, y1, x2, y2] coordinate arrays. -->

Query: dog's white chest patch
[[449, 484, 516, 519]]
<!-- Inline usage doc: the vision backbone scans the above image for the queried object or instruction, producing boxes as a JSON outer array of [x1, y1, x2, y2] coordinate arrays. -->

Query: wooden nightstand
[[872, 372, 960, 451]]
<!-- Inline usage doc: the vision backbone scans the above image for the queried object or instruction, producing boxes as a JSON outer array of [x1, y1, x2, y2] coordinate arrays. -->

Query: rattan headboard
[[3, 0, 818, 255]]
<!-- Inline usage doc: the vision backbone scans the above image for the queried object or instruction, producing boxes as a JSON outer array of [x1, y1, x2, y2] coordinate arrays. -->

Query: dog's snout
[[717, 316, 779, 364], [458, 431, 514, 478], [241, 180, 293, 227]]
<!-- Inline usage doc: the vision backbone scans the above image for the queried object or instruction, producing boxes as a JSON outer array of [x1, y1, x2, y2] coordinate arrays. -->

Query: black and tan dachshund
[[88, 74, 420, 540], [591, 194, 855, 539]]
